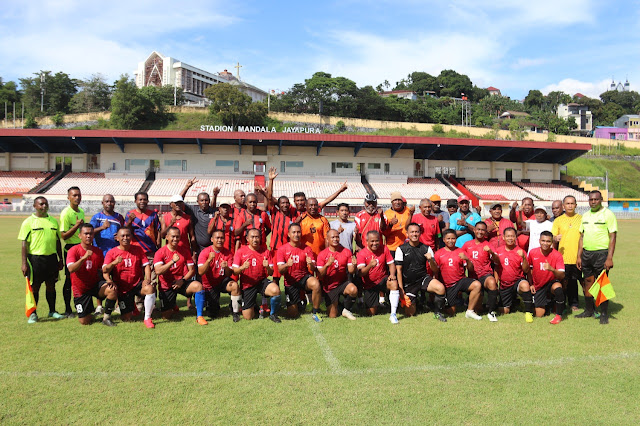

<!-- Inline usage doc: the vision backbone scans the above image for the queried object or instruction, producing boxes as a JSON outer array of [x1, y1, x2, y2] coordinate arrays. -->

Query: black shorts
[[324, 281, 351, 306], [478, 274, 494, 287], [74, 281, 107, 318], [499, 278, 527, 309], [241, 279, 272, 311], [533, 281, 560, 308], [581, 249, 608, 279], [284, 275, 312, 306], [363, 275, 389, 308], [28, 254, 59, 286], [403, 275, 433, 303], [204, 277, 233, 305], [444, 277, 476, 307], [564, 264, 582, 282], [159, 281, 190, 312], [119, 281, 145, 314]]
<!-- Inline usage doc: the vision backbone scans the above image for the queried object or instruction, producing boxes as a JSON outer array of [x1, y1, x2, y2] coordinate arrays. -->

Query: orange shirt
[[300, 214, 330, 256], [384, 207, 412, 251]]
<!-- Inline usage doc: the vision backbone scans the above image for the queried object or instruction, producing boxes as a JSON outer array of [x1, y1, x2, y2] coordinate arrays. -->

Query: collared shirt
[[185, 204, 216, 249], [580, 207, 617, 251], [18, 214, 61, 256], [449, 210, 481, 248], [60, 206, 85, 245], [551, 213, 582, 264], [330, 219, 356, 250], [90, 211, 125, 255]]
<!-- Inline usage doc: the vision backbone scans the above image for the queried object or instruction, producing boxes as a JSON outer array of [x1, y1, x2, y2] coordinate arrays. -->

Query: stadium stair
[[448, 177, 479, 207], [437, 176, 461, 199], [30, 170, 67, 194], [512, 182, 542, 200], [139, 169, 156, 193]]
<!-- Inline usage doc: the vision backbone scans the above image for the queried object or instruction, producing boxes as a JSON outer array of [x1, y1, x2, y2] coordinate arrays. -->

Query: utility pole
[[40, 73, 46, 113]]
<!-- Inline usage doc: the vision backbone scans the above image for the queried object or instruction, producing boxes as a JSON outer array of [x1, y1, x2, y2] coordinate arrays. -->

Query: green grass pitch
[[1, 217, 639, 424]]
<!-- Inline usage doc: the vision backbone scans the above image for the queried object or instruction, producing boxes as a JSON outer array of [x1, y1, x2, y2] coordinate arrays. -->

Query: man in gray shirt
[[330, 203, 356, 250], [180, 178, 220, 251]]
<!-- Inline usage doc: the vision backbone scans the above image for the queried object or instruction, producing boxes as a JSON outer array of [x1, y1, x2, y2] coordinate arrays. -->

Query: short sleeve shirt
[[354, 210, 385, 247], [526, 220, 553, 254], [329, 220, 356, 250], [18, 214, 61, 256], [184, 204, 216, 249], [90, 211, 124, 255], [527, 247, 565, 290], [232, 209, 271, 246], [128, 209, 161, 255], [153, 245, 194, 291], [276, 243, 315, 287], [103, 245, 149, 294], [208, 216, 235, 252], [394, 242, 433, 284], [269, 206, 296, 251], [462, 239, 493, 278], [411, 213, 441, 250], [495, 246, 525, 287], [197, 246, 233, 290], [60, 206, 85, 245], [579, 207, 618, 251], [163, 212, 192, 249], [300, 214, 330, 256], [232, 245, 273, 290], [356, 246, 394, 289], [66, 244, 104, 297], [317, 247, 353, 291], [449, 211, 481, 248], [434, 247, 467, 287], [551, 213, 582, 264], [485, 217, 515, 250], [384, 207, 412, 252]]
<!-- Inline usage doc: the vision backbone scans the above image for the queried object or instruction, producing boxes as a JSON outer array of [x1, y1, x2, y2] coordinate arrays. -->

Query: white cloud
[[512, 58, 548, 70], [541, 78, 613, 98]]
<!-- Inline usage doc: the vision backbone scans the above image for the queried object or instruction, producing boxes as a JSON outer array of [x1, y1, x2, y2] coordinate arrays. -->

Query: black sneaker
[[232, 313, 241, 323], [65, 311, 76, 319], [575, 310, 595, 318], [102, 318, 116, 327], [599, 313, 609, 325], [269, 314, 282, 323], [434, 312, 447, 323]]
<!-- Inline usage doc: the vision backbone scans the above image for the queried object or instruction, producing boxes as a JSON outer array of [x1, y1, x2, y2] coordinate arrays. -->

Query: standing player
[[126, 191, 161, 268], [207, 204, 235, 253], [90, 194, 124, 256], [198, 229, 241, 322], [277, 223, 322, 321], [527, 231, 565, 324], [576, 190, 617, 324], [552, 195, 582, 312], [161, 195, 195, 251], [462, 221, 499, 321], [410, 198, 440, 251], [510, 197, 536, 251], [180, 178, 220, 252], [317, 229, 358, 320], [485, 203, 514, 250], [18, 197, 65, 322], [154, 227, 207, 325], [330, 203, 356, 250], [300, 198, 330, 256], [395, 223, 447, 321], [66, 224, 117, 326], [448, 195, 481, 248], [356, 231, 400, 324], [354, 193, 387, 250], [494, 227, 532, 321], [233, 193, 271, 251], [383, 192, 414, 256], [232, 229, 281, 322], [60, 186, 85, 317], [433, 229, 483, 320], [103, 227, 156, 328]]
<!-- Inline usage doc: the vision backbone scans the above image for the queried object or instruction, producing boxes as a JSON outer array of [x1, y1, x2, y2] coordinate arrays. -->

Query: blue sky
[[1, 0, 638, 100]]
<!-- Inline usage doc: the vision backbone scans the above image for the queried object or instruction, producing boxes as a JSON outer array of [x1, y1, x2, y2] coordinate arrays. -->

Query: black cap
[[364, 193, 377, 203], [446, 199, 458, 208]]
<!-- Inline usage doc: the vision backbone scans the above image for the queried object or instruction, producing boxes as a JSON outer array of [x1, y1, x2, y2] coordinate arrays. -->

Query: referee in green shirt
[[18, 197, 65, 323], [60, 186, 85, 317], [576, 190, 617, 324]]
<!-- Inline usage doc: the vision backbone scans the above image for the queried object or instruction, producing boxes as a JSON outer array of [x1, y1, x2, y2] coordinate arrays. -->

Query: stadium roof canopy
[[0, 129, 591, 164]]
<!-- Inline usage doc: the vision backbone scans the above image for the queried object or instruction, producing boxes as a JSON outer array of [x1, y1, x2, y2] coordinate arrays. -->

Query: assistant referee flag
[[25, 277, 36, 317], [589, 270, 616, 306]]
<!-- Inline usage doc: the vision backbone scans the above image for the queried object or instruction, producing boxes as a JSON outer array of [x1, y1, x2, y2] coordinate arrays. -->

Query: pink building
[[594, 127, 628, 140]]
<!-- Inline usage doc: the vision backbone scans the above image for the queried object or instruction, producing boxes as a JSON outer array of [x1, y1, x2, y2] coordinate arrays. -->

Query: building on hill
[[610, 78, 631, 92], [134, 51, 267, 105], [557, 103, 592, 136], [574, 93, 585, 99], [379, 90, 418, 101], [594, 126, 629, 140], [613, 114, 640, 140], [499, 111, 529, 120], [486, 86, 501, 96]]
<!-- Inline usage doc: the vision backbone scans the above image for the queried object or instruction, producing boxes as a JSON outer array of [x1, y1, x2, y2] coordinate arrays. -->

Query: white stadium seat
[[519, 182, 588, 202], [0, 171, 49, 193], [44, 173, 146, 196]]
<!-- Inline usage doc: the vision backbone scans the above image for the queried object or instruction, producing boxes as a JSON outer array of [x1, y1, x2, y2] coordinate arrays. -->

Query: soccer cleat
[[258, 308, 266, 319], [575, 310, 594, 318], [341, 309, 356, 320], [196, 316, 208, 325], [434, 312, 447, 322], [49, 311, 66, 319], [27, 312, 38, 323], [487, 311, 498, 322], [599, 313, 609, 325], [269, 314, 282, 323], [549, 314, 562, 325], [389, 313, 399, 324], [93, 305, 104, 316], [144, 318, 155, 329], [102, 318, 116, 327], [525, 312, 534, 323], [465, 310, 482, 320], [232, 313, 241, 323], [312, 313, 323, 323]]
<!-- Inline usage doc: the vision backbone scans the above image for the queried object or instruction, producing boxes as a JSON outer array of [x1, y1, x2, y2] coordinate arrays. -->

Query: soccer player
[[576, 190, 617, 324], [198, 229, 241, 322], [356, 231, 400, 324], [494, 227, 532, 321], [19, 196, 65, 323], [510, 197, 535, 251], [527, 231, 565, 324], [126, 191, 161, 263], [232, 229, 281, 322], [300, 197, 330, 256], [232, 189, 247, 219], [550, 200, 563, 222], [66, 224, 117, 326], [90, 194, 124, 256], [60, 186, 85, 317], [161, 195, 195, 251], [277, 223, 322, 321], [448, 195, 481, 248], [180, 177, 221, 252], [552, 195, 582, 312], [233, 193, 271, 251], [330, 203, 356, 250], [395, 223, 447, 321], [462, 221, 499, 321], [433, 229, 483, 320], [354, 193, 387, 250], [154, 227, 207, 325], [526, 206, 553, 254], [103, 227, 157, 328], [383, 191, 414, 256], [485, 203, 514, 250], [410, 198, 440, 251], [317, 229, 358, 320], [207, 204, 235, 252]]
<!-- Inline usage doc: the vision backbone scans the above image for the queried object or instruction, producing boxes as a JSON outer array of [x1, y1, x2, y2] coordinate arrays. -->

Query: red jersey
[[354, 210, 386, 247], [515, 211, 535, 251], [197, 246, 233, 290], [462, 239, 493, 278], [232, 209, 271, 246], [163, 212, 192, 249], [232, 245, 273, 290], [485, 217, 515, 250], [317, 246, 353, 292], [527, 247, 565, 290], [276, 243, 315, 287], [270, 206, 296, 251], [356, 246, 394, 289], [66, 244, 104, 297], [411, 213, 440, 250], [434, 247, 467, 287], [208, 216, 235, 252], [103, 245, 149, 294], [153, 245, 194, 291], [495, 246, 526, 287]]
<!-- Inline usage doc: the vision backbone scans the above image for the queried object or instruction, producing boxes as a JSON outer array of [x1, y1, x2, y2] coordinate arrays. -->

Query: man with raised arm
[[300, 197, 331, 257], [317, 229, 358, 320], [180, 177, 220, 252], [510, 197, 535, 251], [161, 195, 195, 251], [232, 193, 271, 252]]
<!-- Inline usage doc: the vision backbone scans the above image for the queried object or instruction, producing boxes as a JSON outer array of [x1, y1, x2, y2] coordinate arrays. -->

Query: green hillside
[[566, 157, 640, 198]]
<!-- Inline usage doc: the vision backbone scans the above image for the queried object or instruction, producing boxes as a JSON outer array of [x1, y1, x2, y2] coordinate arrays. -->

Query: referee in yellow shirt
[[576, 190, 617, 324], [551, 195, 582, 312]]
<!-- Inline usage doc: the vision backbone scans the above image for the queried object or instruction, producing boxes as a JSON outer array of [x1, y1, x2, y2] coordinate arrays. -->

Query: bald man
[[550, 200, 563, 223]]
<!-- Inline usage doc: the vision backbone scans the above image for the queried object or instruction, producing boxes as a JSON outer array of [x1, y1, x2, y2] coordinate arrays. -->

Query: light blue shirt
[[449, 211, 481, 248]]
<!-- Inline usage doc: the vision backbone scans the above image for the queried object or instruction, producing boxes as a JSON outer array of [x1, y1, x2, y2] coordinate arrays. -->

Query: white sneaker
[[465, 310, 482, 320], [487, 311, 498, 322], [379, 296, 386, 305], [341, 309, 356, 320], [389, 313, 399, 324], [94, 305, 104, 315]]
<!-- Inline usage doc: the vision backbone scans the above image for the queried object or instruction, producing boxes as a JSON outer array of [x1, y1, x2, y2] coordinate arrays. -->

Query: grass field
[[1, 217, 639, 424]]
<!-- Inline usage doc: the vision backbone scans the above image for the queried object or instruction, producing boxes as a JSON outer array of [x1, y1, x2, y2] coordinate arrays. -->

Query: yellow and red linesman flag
[[588, 270, 616, 307], [25, 277, 37, 317]]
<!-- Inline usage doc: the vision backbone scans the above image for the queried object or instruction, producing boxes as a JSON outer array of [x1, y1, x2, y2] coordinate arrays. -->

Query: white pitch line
[[306, 315, 342, 373], [1, 351, 637, 380]]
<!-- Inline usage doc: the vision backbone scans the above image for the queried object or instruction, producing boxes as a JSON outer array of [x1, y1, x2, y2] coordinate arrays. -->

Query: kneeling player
[[395, 223, 447, 322], [277, 223, 322, 322], [494, 227, 532, 322], [103, 227, 156, 328], [462, 222, 499, 321], [434, 229, 483, 320], [232, 229, 282, 323], [67, 224, 117, 326], [527, 231, 565, 324], [317, 229, 358, 320], [357, 231, 400, 324], [198, 229, 242, 322], [154, 227, 207, 325]]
